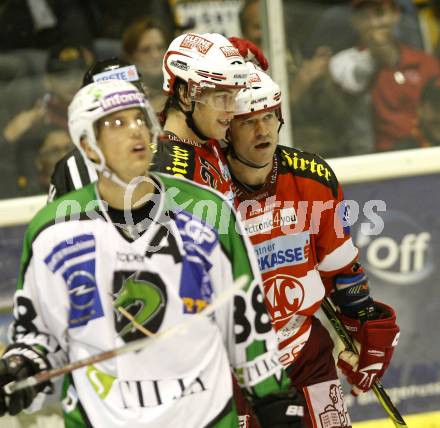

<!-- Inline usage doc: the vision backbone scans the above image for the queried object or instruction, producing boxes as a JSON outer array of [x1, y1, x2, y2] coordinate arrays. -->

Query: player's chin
[[209, 127, 228, 141], [131, 155, 152, 172]]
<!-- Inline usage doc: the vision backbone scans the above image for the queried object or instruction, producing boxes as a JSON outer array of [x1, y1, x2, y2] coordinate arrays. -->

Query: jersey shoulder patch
[[278, 145, 339, 197], [151, 136, 196, 180]]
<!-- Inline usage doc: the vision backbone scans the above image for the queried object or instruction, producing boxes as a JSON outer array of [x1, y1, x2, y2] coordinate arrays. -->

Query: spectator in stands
[[330, 0, 440, 152], [0, 0, 96, 50], [91, 0, 175, 39], [400, 76, 440, 147], [240, 0, 262, 49], [302, 0, 424, 58], [122, 17, 171, 111], [239, 0, 357, 157], [288, 44, 368, 157], [3, 44, 92, 145], [35, 127, 73, 191], [15, 125, 72, 195], [1, 44, 92, 197]]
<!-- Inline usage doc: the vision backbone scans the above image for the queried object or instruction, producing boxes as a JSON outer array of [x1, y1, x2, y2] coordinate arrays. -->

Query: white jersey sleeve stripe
[[67, 155, 84, 190], [317, 239, 358, 273]]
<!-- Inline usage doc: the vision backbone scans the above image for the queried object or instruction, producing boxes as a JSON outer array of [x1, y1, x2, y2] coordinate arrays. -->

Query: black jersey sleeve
[[47, 148, 95, 202]]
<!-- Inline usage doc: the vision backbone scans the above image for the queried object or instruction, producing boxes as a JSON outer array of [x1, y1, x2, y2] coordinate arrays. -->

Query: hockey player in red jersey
[[152, 32, 251, 198], [226, 62, 400, 428]]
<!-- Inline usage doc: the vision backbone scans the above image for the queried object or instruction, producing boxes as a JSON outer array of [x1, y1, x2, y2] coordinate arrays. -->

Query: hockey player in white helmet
[[226, 63, 400, 428], [69, 77, 161, 191], [0, 79, 267, 428], [47, 58, 149, 202], [152, 32, 250, 198]]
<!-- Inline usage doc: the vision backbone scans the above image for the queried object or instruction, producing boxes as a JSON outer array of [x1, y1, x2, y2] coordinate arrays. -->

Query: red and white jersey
[[232, 145, 358, 368], [153, 133, 235, 200]]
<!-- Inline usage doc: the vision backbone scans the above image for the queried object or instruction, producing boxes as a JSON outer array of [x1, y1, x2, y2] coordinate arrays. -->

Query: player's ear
[[80, 138, 99, 162]]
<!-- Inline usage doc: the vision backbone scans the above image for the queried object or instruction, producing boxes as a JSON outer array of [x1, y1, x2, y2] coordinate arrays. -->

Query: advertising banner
[[342, 173, 440, 421]]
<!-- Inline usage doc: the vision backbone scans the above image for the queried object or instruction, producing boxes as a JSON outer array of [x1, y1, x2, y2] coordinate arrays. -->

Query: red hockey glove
[[228, 37, 269, 70], [336, 302, 400, 395]]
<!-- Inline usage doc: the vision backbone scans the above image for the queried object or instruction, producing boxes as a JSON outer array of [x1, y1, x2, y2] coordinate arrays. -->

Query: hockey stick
[[321, 297, 407, 428], [117, 306, 155, 337], [4, 274, 249, 394]]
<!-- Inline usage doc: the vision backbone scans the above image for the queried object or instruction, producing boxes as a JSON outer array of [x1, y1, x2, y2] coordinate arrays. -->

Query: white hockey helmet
[[163, 32, 249, 98], [234, 62, 282, 119], [68, 79, 162, 187]]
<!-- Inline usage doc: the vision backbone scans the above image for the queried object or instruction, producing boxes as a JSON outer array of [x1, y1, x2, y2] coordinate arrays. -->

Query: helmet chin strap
[[181, 101, 210, 142], [229, 145, 270, 169], [101, 166, 134, 189]]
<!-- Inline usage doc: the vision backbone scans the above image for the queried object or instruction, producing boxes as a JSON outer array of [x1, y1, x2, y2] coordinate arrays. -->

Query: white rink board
[[0, 147, 439, 227]]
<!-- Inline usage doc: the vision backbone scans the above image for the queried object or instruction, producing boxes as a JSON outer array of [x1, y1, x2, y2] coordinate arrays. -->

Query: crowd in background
[[1, 0, 440, 199]]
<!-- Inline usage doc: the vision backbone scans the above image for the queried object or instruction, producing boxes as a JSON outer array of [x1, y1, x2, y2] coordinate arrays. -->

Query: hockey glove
[[336, 302, 400, 395], [228, 37, 269, 70], [252, 390, 305, 428], [0, 345, 52, 416]]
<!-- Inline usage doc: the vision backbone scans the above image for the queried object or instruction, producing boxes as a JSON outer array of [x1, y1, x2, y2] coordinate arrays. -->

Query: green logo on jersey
[[86, 365, 116, 399], [114, 273, 166, 339]]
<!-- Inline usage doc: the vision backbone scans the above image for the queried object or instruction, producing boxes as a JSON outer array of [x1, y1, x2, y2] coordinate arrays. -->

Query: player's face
[[96, 107, 153, 181], [192, 88, 240, 140], [229, 110, 279, 166]]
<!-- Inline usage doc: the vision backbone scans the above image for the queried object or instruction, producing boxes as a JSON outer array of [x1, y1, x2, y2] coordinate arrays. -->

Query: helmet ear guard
[[187, 79, 204, 99]]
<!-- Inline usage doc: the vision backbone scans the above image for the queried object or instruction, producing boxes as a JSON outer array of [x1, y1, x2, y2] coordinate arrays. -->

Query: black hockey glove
[[0, 345, 52, 416]]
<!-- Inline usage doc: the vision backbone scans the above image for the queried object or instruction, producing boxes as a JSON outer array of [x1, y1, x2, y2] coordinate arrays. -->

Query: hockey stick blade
[[4, 274, 249, 394], [321, 298, 407, 428]]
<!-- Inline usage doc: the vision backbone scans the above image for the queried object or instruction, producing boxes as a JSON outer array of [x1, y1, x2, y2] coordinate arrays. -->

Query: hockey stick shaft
[[4, 274, 249, 394], [321, 297, 407, 428]]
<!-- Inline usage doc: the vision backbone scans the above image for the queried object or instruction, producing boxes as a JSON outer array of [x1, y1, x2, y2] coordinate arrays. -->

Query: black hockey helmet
[[82, 57, 146, 93]]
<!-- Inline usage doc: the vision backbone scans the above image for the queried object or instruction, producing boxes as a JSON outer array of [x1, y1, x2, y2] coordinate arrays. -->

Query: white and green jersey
[[11, 173, 289, 427]]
